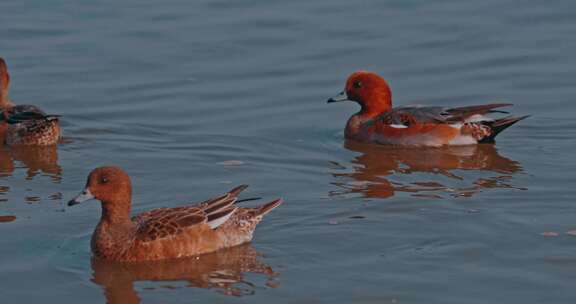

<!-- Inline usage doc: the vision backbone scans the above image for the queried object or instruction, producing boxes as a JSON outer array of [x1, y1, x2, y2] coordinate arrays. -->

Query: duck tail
[[480, 115, 530, 143], [227, 184, 248, 197], [200, 185, 248, 218], [254, 199, 283, 217], [228, 199, 282, 237]]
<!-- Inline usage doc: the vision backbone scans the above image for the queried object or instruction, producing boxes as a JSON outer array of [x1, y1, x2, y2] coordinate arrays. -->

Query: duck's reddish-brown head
[[327, 71, 392, 114], [0, 58, 10, 95], [68, 166, 132, 207]]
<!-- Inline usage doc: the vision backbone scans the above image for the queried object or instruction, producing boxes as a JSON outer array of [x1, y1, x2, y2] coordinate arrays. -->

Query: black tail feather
[[236, 197, 262, 203], [480, 115, 530, 143]]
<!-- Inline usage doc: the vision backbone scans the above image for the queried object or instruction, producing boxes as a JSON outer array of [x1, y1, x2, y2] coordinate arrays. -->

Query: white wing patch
[[389, 124, 408, 129], [207, 208, 237, 229]]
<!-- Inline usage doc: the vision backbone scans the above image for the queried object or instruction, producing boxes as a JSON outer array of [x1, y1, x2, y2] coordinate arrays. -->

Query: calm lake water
[[1, 0, 576, 303]]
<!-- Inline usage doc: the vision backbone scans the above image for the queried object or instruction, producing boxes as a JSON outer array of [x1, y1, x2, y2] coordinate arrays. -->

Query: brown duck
[[68, 166, 282, 262], [0, 57, 61, 146]]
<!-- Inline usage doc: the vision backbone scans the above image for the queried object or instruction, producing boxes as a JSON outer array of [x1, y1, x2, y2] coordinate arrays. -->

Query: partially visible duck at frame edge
[[327, 71, 529, 147], [0, 58, 61, 146]]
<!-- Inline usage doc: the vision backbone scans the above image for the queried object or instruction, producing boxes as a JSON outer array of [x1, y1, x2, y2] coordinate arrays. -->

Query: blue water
[[1, 0, 576, 303]]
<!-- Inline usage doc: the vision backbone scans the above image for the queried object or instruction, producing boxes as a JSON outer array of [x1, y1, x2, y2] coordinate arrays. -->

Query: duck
[[0, 57, 61, 146], [327, 71, 528, 147], [68, 166, 282, 262]]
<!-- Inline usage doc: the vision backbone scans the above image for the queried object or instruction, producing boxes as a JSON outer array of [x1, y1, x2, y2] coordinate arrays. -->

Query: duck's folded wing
[[373, 106, 447, 127], [1, 104, 59, 124], [195, 185, 247, 215], [134, 207, 207, 242], [441, 103, 512, 123], [369, 103, 513, 127], [133, 185, 249, 242]]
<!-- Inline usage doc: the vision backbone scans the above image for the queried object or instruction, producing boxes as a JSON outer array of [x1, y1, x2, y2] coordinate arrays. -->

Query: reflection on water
[[91, 244, 279, 304], [0, 185, 7, 202], [0, 145, 62, 216], [1, 145, 62, 182], [0, 215, 16, 222], [331, 141, 525, 199]]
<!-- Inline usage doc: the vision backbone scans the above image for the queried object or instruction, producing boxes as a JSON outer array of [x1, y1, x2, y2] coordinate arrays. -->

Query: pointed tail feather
[[200, 185, 248, 216], [228, 199, 282, 235], [480, 115, 530, 143], [254, 199, 283, 217], [228, 184, 248, 197]]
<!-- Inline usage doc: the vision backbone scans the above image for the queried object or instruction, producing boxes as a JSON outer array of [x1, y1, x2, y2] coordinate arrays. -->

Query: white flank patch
[[465, 114, 492, 123], [389, 124, 408, 129], [448, 135, 477, 146]]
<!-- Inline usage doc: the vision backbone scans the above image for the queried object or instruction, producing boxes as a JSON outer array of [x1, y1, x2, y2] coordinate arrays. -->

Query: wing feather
[[370, 103, 513, 127], [133, 185, 248, 242], [206, 207, 237, 229]]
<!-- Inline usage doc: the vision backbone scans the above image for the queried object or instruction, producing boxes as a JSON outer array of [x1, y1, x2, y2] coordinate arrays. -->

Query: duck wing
[[133, 185, 248, 242], [371, 103, 513, 127], [1, 104, 59, 124]]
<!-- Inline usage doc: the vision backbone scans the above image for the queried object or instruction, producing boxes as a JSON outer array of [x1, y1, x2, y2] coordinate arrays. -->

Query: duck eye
[[353, 81, 362, 89], [100, 176, 109, 184]]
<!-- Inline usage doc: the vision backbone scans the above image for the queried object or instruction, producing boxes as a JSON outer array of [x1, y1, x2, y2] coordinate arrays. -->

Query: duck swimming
[[0, 58, 61, 146], [68, 166, 282, 262], [328, 71, 528, 147]]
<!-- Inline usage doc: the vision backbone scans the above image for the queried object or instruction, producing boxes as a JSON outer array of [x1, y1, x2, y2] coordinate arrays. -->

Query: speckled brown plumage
[[69, 166, 282, 262], [0, 58, 61, 146], [5, 115, 61, 145]]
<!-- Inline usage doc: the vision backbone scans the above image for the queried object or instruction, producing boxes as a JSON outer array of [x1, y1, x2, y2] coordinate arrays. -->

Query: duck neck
[[359, 90, 392, 118], [0, 90, 12, 109], [0, 65, 11, 108], [93, 199, 135, 260], [99, 199, 132, 225]]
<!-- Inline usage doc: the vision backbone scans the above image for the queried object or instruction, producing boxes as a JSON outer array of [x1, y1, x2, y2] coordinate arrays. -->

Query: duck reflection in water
[[0, 144, 61, 220], [331, 140, 524, 199], [91, 244, 279, 304], [0, 144, 61, 182]]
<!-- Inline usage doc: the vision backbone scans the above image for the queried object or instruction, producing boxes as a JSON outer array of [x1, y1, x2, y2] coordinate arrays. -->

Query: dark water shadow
[[330, 141, 525, 199], [91, 244, 279, 304]]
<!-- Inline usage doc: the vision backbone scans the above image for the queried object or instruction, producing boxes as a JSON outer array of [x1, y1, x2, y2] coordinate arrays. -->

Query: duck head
[[69, 167, 133, 222], [327, 71, 393, 115]]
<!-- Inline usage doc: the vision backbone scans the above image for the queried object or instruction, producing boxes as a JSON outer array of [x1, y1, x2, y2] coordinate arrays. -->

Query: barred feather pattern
[[461, 122, 492, 141]]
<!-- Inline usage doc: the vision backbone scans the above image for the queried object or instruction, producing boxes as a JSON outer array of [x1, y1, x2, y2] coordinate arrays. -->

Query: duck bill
[[68, 188, 95, 206], [327, 91, 349, 103]]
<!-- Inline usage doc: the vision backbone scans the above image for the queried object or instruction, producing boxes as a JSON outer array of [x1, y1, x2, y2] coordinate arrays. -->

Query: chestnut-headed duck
[[328, 71, 528, 147], [68, 166, 282, 262], [0, 58, 61, 146]]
